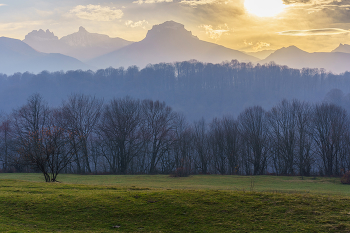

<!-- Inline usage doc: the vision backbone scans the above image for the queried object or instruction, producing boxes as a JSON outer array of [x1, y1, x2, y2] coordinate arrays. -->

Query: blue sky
[[1, 0, 350, 52]]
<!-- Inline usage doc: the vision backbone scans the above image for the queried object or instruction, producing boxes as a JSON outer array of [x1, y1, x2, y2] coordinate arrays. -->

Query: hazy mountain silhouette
[[89, 21, 259, 69], [332, 43, 350, 54], [23, 27, 133, 61], [0, 37, 91, 75], [247, 50, 275, 59], [262, 46, 350, 73]]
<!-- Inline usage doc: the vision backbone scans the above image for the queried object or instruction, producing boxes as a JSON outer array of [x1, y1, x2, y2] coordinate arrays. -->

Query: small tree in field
[[13, 94, 78, 182]]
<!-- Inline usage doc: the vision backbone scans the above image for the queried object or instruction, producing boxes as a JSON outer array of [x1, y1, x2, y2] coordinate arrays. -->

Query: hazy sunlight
[[244, 0, 287, 17]]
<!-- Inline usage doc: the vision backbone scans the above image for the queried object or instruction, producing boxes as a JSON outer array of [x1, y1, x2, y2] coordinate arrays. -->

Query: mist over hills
[[0, 37, 90, 75], [262, 46, 350, 74], [89, 21, 259, 69], [24, 27, 133, 61]]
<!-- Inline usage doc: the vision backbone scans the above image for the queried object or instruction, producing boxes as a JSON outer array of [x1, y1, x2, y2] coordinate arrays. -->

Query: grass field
[[0, 174, 350, 232], [0, 173, 349, 196]]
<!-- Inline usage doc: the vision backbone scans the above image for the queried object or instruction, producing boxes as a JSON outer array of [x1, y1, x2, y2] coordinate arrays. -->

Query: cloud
[[180, 0, 231, 7], [70, 5, 123, 21], [180, 0, 219, 6], [244, 41, 270, 50], [0, 21, 43, 31], [244, 40, 253, 46], [278, 28, 350, 36], [125, 20, 149, 28], [133, 0, 173, 4], [200, 24, 231, 39], [0, 4, 6, 7], [253, 42, 271, 50], [283, 0, 311, 4]]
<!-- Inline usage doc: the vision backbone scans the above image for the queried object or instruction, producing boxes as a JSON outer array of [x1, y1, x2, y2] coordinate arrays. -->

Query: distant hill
[[23, 27, 133, 61], [89, 21, 259, 69], [246, 50, 275, 60], [0, 37, 91, 75], [332, 43, 350, 54], [262, 46, 350, 74]]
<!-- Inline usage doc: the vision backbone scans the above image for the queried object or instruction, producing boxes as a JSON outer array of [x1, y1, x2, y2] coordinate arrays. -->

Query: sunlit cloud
[[125, 20, 149, 29], [200, 24, 231, 40], [0, 4, 6, 7], [133, 0, 173, 4], [180, 0, 219, 6], [244, 41, 271, 51], [244, 40, 253, 46], [70, 5, 123, 21], [278, 28, 350, 36], [253, 42, 271, 50], [0, 21, 43, 31], [283, 0, 311, 4]]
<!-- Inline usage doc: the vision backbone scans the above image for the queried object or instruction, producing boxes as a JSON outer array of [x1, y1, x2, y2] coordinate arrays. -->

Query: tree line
[[1, 60, 350, 121], [0, 94, 350, 181]]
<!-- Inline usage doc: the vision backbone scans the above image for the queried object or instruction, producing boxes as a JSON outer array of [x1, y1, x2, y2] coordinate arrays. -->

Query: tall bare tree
[[312, 103, 349, 176], [142, 100, 177, 174], [61, 94, 103, 173], [238, 106, 269, 175], [0, 114, 13, 171], [98, 97, 143, 174], [222, 116, 240, 175], [193, 118, 210, 174]]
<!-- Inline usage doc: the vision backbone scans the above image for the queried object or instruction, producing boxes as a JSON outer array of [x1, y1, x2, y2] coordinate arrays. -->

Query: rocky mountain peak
[[79, 26, 87, 33], [24, 29, 58, 41], [145, 20, 198, 40]]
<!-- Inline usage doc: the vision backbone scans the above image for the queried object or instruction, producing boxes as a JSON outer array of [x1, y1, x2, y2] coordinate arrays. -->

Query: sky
[[0, 0, 350, 52]]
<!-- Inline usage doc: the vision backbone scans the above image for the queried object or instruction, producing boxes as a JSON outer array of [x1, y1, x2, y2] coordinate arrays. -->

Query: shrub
[[341, 171, 350, 184], [170, 167, 189, 177]]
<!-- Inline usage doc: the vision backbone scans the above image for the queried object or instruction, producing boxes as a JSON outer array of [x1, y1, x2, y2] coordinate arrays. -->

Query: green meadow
[[1, 174, 350, 232]]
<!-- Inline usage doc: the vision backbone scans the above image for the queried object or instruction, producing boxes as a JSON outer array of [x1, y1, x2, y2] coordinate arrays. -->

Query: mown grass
[[0, 173, 349, 195], [1, 174, 350, 232]]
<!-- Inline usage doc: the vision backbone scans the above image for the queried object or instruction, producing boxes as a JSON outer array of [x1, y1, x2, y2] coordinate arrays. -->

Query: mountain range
[[262, 46, 350, 74], [0, 37, 90, 75], [0, 21, 350, 75], [332, 43, 350, 54], [23, 27, 132, 62], [88, 21, 259, 69]]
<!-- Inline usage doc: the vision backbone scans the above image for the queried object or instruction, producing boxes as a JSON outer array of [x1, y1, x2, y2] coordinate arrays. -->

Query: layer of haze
[[1, 0, 350, 53]]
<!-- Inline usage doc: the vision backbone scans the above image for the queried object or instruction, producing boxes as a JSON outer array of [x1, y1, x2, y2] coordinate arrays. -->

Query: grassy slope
[[1, 175, 350, 232]]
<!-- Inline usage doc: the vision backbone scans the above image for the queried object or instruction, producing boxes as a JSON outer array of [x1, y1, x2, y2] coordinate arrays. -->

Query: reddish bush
[[341, 171, 350, 184], [170, 167, 189, 177]]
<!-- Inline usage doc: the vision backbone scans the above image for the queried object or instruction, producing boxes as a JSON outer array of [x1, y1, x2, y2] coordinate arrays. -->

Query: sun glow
[[244, 0, 287, 17]]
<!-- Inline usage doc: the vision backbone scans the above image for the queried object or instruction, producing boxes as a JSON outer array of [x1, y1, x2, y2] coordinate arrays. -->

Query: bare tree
[[267, 100, 297, 175], [312, 103, 349, 176], [222, 116, 240, 175], [172, 114, 193, 176], [37, 108, 76, 181], [293, 100, 314, 177], [209, 118, 226, 174], [98, 97, 143, 174], [193, 118, 210, 174], [238, 106, 269, 175], [142, 100, 177, 174], [13, 94, 49, 176], [0, 114, 13, 171], [61, 94, 103, 173]]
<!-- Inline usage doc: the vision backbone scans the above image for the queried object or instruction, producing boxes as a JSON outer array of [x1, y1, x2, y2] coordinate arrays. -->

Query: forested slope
[[1, 60, 350, 120]]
